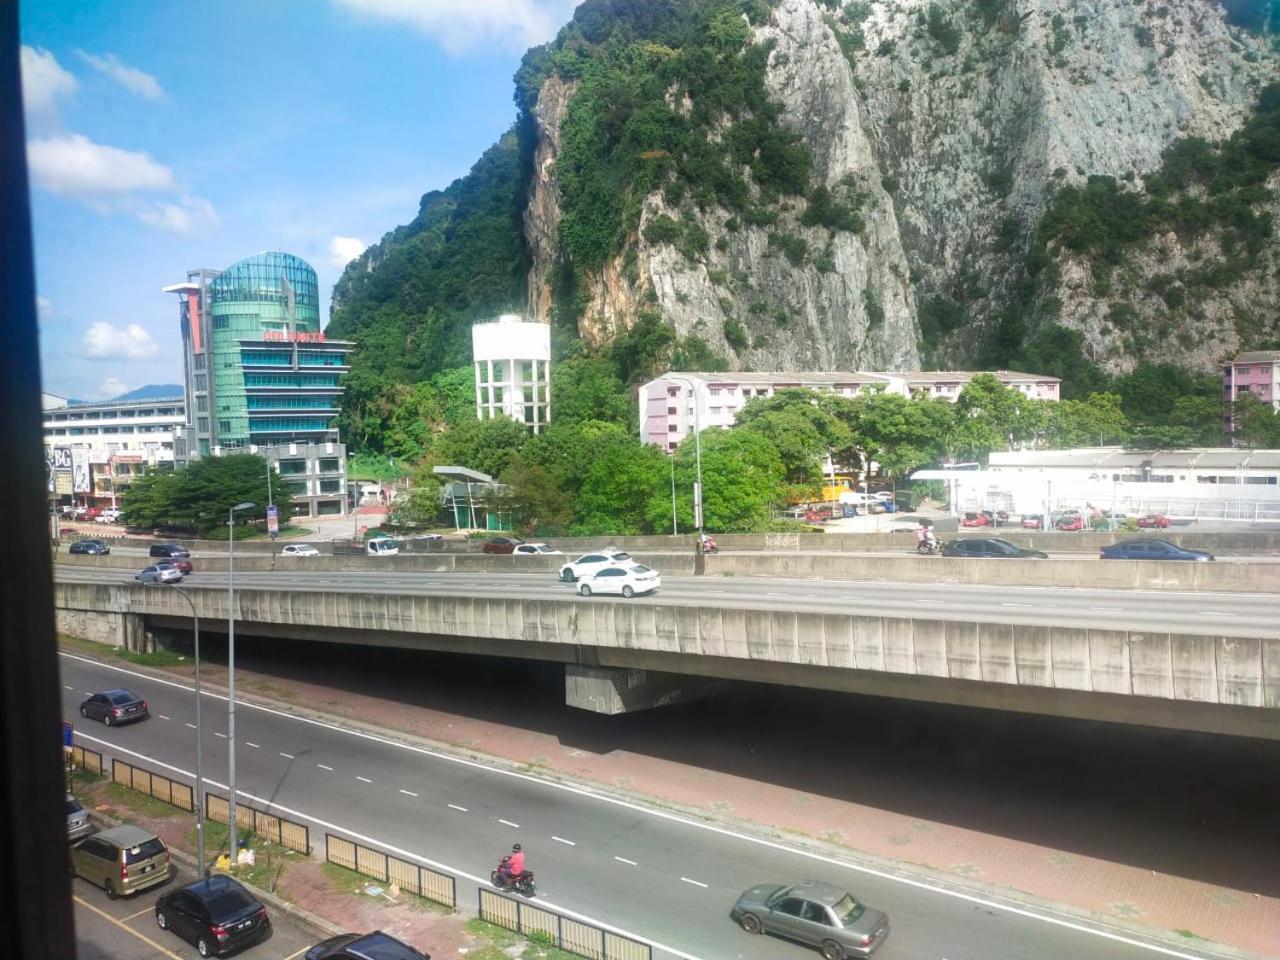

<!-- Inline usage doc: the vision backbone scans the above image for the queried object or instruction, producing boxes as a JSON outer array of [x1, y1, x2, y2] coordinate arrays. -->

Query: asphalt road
[[54, 566, 1280, 639], [60, 654, 1244, 960]]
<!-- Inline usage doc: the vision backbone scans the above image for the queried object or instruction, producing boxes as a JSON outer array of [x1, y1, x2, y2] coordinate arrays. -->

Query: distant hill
[[67, 384, 184, 406]]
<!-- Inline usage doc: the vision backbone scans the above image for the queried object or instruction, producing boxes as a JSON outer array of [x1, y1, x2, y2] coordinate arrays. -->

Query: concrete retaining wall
[[52, 581, 1280, 737], [54, 549, 1280, 593]]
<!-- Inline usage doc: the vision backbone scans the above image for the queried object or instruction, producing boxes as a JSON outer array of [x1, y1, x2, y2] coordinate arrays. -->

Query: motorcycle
[[492, 856, 537, 897], [916, 538, 942, 556], [699, 535, 718, 554]]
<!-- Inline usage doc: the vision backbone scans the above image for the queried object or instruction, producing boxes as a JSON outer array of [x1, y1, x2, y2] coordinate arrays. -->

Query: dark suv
[[156, 875, 271, 956], [69, 539, 110, 555], [150, 543, 191, 559], [305, 931, 431, 960]]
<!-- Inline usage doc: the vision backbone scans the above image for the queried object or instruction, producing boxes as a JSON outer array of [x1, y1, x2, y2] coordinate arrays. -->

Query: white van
[[837, 492, 880, 507], [366, 537, 399, 556]]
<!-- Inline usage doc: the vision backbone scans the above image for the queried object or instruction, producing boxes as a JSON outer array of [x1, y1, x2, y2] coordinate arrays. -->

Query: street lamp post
[[159, 583, 206, 878], [227, 500, 255, 864]]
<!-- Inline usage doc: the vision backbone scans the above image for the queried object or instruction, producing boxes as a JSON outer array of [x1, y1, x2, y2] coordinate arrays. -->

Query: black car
[[1100, 538, 1214, 561], [305, 931, 431, 960], [156, 875, 271, 957], [79, 688, 149, 727], [150, 542, 191, 559], [942, 537, 1048, 559], [69, 539, 110, 555]]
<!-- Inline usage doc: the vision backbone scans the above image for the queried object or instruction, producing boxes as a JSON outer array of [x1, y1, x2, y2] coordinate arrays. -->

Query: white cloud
[[20, 46, 77, 123], [76, 51, 166, 102], [95, 377, 133, 399], [27, 132, 174, 195], [131, 195, 221, 235], [329, 235, 367, 269], [332, 0, 578, 53], [37, 296, 55, 323], [82, 322, 161, 360]]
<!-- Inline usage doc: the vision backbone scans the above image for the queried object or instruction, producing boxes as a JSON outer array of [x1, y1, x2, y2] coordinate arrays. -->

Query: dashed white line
[[316, 763, 333, 772], [614, 856, 637, 866], [447, 804, 468, 813], [184, 723, 197, 729], [279, 752, 295, 759], [552, 836, 575, 846], [356, 776, 373, 783], [245, 742, 260, 749], [214, 732, 228, 739], [64, 684, 74, 690], [915, 599, 944, 604], [680, 877, 709, 888], [158, 714, 171, 721], [498, 818, 520, 828], [1201, 611, 1236, 617], [1001, 603, 1034, 608], [399, 789, 419, 798]]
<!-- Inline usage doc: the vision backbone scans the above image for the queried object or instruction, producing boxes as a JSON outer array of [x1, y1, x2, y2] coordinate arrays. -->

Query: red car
[[961, 512, 989, 527], [1137, 514, 1170, 528], [1021, 514, 1044, 529], [482, 537, 523, 555], [1056, 514, 1085, 532], [166, 558, 194, 575]]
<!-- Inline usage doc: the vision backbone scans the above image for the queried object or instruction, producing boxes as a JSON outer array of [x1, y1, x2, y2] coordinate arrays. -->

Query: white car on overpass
[[577, 564, 660, 598], [558, 549, 636, 582], [281, 544, 321, 557], [514, 543, 561, 556]]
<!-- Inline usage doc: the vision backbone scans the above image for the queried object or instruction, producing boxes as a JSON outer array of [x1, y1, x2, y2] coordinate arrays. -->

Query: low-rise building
[[639, 370, 1060, 451], [1222, 350, 1280, 436]]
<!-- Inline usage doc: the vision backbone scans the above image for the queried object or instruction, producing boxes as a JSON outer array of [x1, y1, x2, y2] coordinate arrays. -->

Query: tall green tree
[[434, 416, 530, 478], [551, 357, 632, 427], [653, 429, 786, 532], [122, 454, 290, 537], [1234, 392, 1280, 447], [499, 456, 576, 536], [1043, 392, 1130, 447], [576, 440, 668, 535]]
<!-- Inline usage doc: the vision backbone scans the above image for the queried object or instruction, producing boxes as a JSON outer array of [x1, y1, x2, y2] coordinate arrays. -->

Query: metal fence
[[324, 833, 456, 909], [111, 758, 194, 812], [70, 744, 104, 776], [205, 793, 310, 854], [478, 888, 651, 960]]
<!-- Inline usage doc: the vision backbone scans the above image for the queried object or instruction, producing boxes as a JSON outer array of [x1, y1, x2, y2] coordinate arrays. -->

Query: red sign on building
[[262, 330, 326, 343]]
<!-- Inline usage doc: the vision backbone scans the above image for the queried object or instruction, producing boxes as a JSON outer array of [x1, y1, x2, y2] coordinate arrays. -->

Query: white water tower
[[472, 314, 551, 432]]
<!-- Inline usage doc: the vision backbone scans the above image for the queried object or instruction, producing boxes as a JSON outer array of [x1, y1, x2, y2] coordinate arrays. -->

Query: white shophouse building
[[472, 315, 551, 432]]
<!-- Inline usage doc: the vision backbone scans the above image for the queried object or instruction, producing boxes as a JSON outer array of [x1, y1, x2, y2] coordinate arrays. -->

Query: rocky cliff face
[[520, 0, 1278, 373]]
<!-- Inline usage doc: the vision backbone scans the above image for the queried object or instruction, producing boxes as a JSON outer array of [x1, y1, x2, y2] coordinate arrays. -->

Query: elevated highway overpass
[[53, 567, 1280, 739]]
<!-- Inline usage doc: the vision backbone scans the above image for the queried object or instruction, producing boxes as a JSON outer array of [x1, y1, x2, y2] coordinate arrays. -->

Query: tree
[[1234, 393, 1280, 447], [520, 419, 632, 498], [499, 456, 575, 536], [841, 391, 946, 480], [576, 440, 667, 535], [122, 454, 290, 537], [551, 357, 632, 427], [1043, 392, 1130, 447], [952, 374, 1046, 460], [653, 429, 786, 532], [387, 476, 444, 528], [434, 416, 530, 478], [736, 389, 855, 484]]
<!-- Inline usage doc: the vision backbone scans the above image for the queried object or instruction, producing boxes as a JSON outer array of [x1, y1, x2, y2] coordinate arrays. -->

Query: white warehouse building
[[472, 314, 551, 433]]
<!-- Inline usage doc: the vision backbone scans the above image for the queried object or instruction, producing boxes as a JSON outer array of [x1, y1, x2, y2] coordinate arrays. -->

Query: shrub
[[723, 318, 750, 352]]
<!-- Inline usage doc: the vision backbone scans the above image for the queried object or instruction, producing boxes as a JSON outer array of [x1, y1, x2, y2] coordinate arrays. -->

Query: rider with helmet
[[499, 843, 525, 885]]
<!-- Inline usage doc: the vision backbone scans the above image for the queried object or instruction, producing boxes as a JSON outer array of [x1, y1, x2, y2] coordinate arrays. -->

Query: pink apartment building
[[1223, 351, 1280, 435], [640, 370, 1061, 450]]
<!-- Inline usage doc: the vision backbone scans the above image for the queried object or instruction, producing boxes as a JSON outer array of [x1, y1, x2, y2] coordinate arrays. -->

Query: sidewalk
[[72, 640, 1280, 959]]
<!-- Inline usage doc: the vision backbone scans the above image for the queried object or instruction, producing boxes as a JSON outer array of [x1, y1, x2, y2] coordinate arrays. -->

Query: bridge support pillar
[[54, 608, 147, 651], [565, 664, 724, 715]]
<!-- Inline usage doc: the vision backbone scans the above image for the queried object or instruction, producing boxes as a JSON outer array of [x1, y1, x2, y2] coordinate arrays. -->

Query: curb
[[83, 807, 346, 941]]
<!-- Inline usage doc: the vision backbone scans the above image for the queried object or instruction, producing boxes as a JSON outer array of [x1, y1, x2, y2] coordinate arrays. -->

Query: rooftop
[[1230, 351, 1280, 363]]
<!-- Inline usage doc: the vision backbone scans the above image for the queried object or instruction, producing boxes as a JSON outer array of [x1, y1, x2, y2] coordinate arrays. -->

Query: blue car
[[1099, 538, 1213, 561]]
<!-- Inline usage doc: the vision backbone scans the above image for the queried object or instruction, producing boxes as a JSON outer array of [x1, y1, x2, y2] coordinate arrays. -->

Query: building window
[[1238, 366, 1250, 375], [667, 407, 677, 415], [667, 387, 678, 398], [197, 417, 209, 433], [218, 419, 232, 433], [668, 424, 678, 433], [194, 374, 207, 391], [317, 458, 340, 473], [710, 388, 721, 397], [197, 396, 208, 412], [278, 459, 307, 475]]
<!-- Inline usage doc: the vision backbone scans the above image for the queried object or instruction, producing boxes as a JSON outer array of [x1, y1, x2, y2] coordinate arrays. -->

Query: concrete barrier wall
[[52, 582, 1280, 732], [55, 549, 1279, 593]]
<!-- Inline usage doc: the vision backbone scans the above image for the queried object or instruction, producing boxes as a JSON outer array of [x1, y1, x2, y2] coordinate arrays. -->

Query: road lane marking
[[915, 599, 944, 604], [67, 656, 1216, 960], [64, 684, 73, 690], [1201, 611, 1236, 616], [614, 856, 637, 865], [552, 835, 575, 846], [122, 905, 154, 921], [448, 804, 468, 812], [1001, 603, 1034, 608], [214, 732, 227, 739], [185, 723, 197, 729], [317, 763, 333, 771], [498, 818, 520, 828], [357, 775, 373, 783], [280, 752, 295, 759], [281, 949, 312, 960], [680, 877, 708, 888], [73, 895, 184, 959], [400, 789, 419, 797], [158, 714, 171, 720], [246, 742, 260, 749]]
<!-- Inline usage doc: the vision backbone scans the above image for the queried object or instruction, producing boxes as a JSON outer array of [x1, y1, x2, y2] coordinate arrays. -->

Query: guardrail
[[70, 743, 104, 776], [111, 757, 194, 811], [324, 833, 456, 909], [479, 888, 651, 960], [206, 793, 310, 854]]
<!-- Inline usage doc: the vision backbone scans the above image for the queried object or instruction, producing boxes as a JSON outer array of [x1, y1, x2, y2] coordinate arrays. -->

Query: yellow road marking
[[73, 895, 184, 959], [281, 948, 312, 960], [122, 905, 154, 921]]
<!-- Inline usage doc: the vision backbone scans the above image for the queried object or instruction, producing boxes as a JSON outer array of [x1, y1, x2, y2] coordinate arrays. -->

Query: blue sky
[[22, 0, 577, 399]]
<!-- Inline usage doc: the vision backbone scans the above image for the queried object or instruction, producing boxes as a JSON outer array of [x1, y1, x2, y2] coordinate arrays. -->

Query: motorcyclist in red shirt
[[498, 843, 525, 885]]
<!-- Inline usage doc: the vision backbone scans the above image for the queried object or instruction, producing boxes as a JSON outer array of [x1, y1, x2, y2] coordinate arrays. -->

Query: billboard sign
[[266, 504, 279, 537], [73, 461, 91, 494], [52, 446, 73, 470]]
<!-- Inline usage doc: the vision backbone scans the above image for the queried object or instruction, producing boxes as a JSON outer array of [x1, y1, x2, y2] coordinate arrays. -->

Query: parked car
[[1020, 514, 1044, 529], [136, 563, 183, 584], [559, 550, 637, 582], [281, 543, 321, 557], [960, 512, 989, 528], [482, 537, 524, 555], [731, 880, 890, 958], [69, 539, 111, 555], [150, 543, 190, 559], [1056, 514, 1086, 532], [512, 543, 561, 556], [576, 564, 661, 598], [942, 537, 1048, 559], [1100, 538, 1213, 561], [366, 536, 399, 556], [66, 793, 92, 842], [83, 506, 103, 520], [71, 824, 170, 899], [155, 874, 271, 957], [80, 688, 150, 726], [1136, 514, 1171, 529], [304, 931, 431, 960]]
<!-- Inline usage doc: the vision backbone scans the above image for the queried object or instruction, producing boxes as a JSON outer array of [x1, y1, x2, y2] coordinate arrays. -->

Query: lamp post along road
[[161, 583, 206, 877], [227, 500, 255, 862]]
